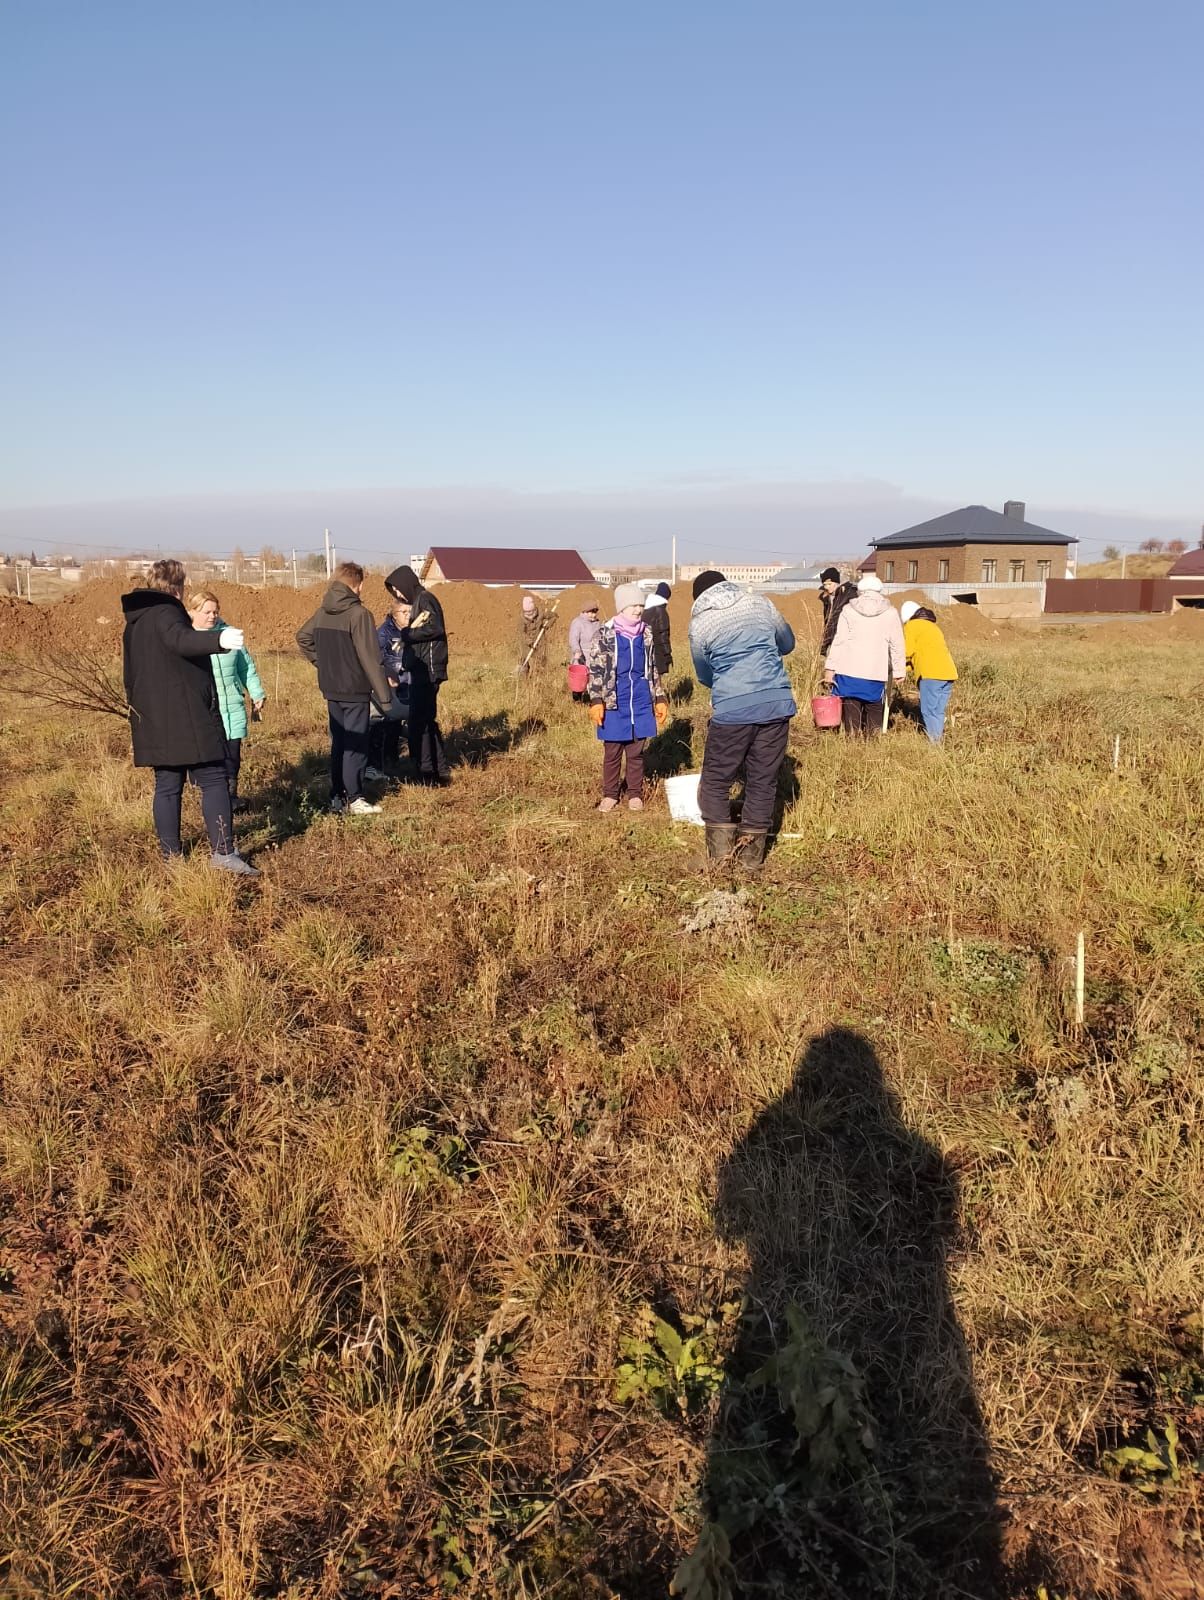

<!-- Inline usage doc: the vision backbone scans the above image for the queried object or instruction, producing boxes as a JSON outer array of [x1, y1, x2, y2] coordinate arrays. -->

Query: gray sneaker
[[347, 797, 382, 816], [211, 851, 260, 878]]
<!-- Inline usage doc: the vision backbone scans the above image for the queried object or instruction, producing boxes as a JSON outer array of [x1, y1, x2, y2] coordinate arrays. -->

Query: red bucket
[[567, 663, 589, 693], [811, 693, 842, 729]]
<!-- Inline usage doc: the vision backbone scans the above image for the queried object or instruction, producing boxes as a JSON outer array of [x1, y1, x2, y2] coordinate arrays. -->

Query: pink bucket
[[567, 663, 589, 693], [811, 693, 843, 729]]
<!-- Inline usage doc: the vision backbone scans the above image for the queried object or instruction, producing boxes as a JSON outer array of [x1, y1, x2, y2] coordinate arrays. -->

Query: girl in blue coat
[[188, 590, 265, 809], [587, 584, 668, 812]]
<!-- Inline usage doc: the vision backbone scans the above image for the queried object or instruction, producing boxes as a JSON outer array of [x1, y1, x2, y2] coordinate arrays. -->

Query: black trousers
[[368, 715, 403, 769], [224, 737, 242, 794], [408, 682, 448, 779], [328, 700, 370, 800], [153, 762, 233, 858], [698, 717, 791, 833], [841, 697, 882, 737]]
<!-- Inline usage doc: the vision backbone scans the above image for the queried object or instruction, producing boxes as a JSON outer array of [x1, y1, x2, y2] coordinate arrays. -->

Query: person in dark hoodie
[[688, 570, 796, 871], [121, 558, 258, 876], [296, 562, 393, 814], [642, 580, 673, 678], [818, 566, 858, 655], [384, 564, 450, 785]]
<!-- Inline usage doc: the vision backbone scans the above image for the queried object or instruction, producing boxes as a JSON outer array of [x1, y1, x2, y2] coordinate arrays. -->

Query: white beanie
[[899, 600, 920, 622], [612, 582, 644, 611], [857, 574, 884, 593]]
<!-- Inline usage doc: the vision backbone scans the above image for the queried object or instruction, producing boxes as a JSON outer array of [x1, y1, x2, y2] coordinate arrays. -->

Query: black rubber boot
[[705, 823, 739, 862], [734, 830, 769, 873]]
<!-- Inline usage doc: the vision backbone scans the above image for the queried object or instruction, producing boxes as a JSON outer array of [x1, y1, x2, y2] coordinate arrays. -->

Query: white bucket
[[664, 772, 704, 825]]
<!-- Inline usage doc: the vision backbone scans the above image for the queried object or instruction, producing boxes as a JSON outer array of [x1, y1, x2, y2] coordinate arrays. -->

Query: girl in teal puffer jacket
[[188, 590, 265, 809]]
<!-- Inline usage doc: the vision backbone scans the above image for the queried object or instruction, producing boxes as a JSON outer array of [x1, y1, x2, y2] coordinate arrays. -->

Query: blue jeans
[[918, 679, 954, 742]]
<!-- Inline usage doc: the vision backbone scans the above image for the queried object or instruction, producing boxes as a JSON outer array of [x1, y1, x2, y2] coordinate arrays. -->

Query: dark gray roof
[[872, 505, 1076, 550]]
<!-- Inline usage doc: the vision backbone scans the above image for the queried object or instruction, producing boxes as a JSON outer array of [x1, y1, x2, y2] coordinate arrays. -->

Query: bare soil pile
[[0, 576, 1032, 662], [0, 578, 620, 659], [0, 593, 52, 655]]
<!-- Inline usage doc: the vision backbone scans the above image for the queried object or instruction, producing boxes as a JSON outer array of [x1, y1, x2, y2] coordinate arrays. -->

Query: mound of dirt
[[0, 593, 52, 655], [0, 572, 1048, 664]]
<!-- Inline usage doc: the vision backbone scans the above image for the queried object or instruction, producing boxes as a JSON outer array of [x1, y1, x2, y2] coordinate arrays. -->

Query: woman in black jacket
[[384, 565, 450, 784], [642, 581, 673, 678], [121, 559, 258, 876]]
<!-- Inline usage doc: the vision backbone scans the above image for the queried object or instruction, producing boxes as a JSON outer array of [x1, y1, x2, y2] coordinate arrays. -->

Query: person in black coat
[[384, 564, 450, 784], [642, 580, 673, 678], [121, 559, 258, 876], [819, 566, 858, 655]]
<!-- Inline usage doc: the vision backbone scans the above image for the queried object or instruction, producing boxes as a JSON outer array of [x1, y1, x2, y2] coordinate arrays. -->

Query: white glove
[[218, 627, 244, 651]]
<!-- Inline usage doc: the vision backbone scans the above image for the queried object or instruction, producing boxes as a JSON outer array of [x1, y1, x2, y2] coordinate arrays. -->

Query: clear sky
[[2, 0, 1201, 556]]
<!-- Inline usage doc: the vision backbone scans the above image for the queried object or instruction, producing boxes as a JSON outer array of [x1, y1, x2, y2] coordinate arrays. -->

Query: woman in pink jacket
[[822, 575, 906, 736]]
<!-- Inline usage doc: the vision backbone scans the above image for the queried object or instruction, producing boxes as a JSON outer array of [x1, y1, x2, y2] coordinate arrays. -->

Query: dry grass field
[[1, 598, 1202, 1599]]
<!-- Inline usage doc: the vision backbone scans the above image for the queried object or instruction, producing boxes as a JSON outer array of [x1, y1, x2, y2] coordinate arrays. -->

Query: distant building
[[419, 546, 594, 590], [753, 562, 847, 594], [871, 501, 1076, 587], [678, 562, 787, 586], [1168, 544, 1204, 579]]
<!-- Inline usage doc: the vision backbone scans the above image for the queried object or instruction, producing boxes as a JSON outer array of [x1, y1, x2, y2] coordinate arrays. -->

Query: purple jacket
[[568, 610, 603, 663]]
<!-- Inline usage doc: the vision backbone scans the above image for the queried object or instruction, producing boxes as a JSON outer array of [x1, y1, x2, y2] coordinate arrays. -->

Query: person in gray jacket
[[688, 570, 796, 870]]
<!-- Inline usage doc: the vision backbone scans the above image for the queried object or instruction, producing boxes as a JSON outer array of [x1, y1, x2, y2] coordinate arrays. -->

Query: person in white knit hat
[[586, 584, 668, 811], [822, 574, 906, 737]]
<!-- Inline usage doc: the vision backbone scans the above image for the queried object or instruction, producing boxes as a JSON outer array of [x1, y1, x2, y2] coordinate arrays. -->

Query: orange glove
[[590, 703, 606, 728], [654, 701, 668, 727]]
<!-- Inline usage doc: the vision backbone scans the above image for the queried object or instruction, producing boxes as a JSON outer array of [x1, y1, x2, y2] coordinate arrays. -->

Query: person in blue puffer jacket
[[688, 570, 796, 869], [587, 584, 668, 812], [187, 588, 265, 811]]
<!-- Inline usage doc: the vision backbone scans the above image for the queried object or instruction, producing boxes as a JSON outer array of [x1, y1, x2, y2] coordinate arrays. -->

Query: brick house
[[871, 502, 1077, 587], [419, 546, 594, 590]]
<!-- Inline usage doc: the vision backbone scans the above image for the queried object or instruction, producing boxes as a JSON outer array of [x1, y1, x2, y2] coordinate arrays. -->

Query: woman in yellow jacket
[[900, 602, 958, 742]]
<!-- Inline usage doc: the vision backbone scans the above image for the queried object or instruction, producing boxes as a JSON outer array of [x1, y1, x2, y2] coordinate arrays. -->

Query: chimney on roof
[[1003, 500, 1025, 522]]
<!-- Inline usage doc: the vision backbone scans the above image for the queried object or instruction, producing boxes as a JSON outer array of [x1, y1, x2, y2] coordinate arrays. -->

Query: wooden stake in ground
[[1112, 733, 1120, 771], [1074, 930, 1085, 1027]]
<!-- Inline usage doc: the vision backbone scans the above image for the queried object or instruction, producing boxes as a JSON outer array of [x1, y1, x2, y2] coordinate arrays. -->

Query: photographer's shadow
[[697, 1028, 1006, 1598]]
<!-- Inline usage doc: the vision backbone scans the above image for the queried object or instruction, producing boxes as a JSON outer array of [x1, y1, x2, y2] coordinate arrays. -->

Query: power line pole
[[291, 548, 298, 588], [324, 528, 332, 578], [671, 534, 677, 586]]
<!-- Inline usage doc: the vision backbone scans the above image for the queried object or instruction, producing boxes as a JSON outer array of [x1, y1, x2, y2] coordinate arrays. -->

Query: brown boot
[[734, 830, 769, 873], [705, 823, 738, 862]]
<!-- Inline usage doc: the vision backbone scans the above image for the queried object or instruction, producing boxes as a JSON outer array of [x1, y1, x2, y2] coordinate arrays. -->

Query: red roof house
[[1168, 547, 1204, 578], [420, 546, 594, 589]]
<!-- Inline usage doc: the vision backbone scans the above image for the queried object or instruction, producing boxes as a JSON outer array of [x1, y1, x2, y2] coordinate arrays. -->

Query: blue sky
[[2, 0, 1200, 557]]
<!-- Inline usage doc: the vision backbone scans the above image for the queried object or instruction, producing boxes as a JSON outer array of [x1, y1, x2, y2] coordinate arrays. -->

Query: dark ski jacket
[[642, 598, 673, 676], [384, 566, 448, 686], [296, 582, 391, 705], [819, 581, 858, 654], [121, 589, 230, 768]]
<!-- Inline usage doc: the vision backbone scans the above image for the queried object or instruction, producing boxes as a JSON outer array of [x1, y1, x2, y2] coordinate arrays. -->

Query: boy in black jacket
[[384, 564, 451, 785], [296, 562, 392, 813]]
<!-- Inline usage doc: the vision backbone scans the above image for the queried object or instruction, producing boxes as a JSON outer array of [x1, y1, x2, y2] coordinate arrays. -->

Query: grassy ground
[[1, 633, 1202, 1599]]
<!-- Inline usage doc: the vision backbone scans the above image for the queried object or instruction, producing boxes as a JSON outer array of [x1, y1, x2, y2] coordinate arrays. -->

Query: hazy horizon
[[0, 478, 1195, 567]]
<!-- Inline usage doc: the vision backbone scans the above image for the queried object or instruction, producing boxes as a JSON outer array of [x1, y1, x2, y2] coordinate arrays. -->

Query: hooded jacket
[[121, 589, 230, 767], [688, 582, 796, 725], [641, 592, 673, 676], [824, 592, 906, 683], [296, 582, 391, 704], [567, 609, 603, 663], [385, 565, 448, 685], [587, 620, 666, 715], [201, 619, 265, 740]]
